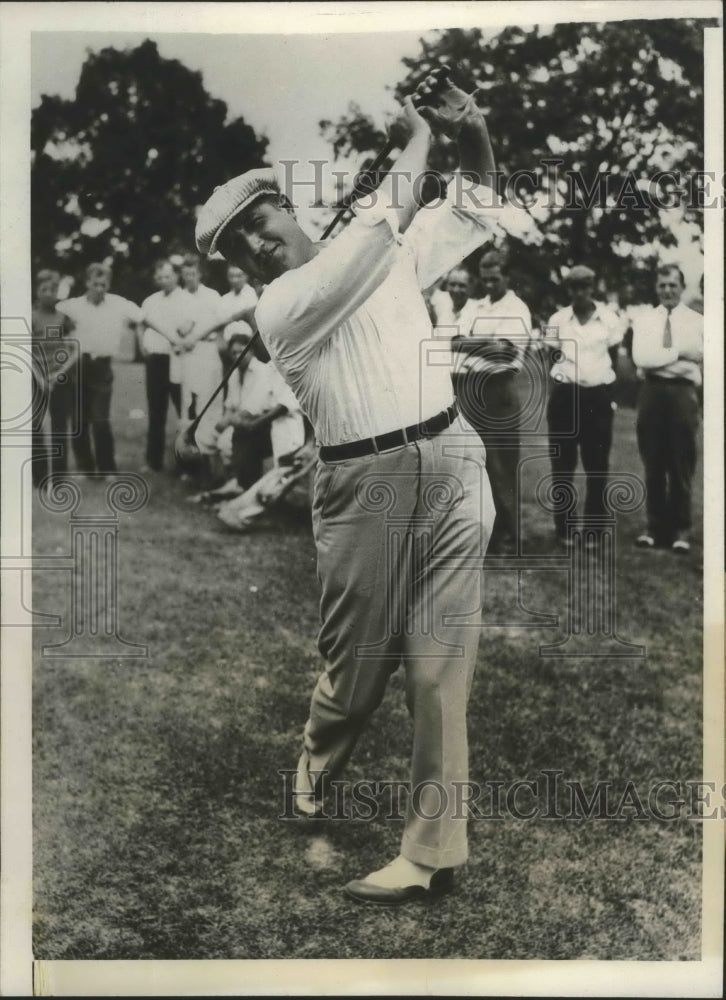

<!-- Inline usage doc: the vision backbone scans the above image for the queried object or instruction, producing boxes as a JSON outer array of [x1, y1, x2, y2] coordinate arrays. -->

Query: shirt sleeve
[[601, 305, 626, 346], [55, 299, 76, 323], [120, 296, 143, 324], [254, 213, 399, 366], [402, 177, 503, 291]]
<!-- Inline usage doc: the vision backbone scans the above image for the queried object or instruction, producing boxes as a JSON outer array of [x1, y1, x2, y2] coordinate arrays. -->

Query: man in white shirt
[[429, 266, 478, 334], [57, 263, 142, 474], [214, 325, 304, 488], [631, 264, 703, 553], [214, 326, 306, 531], [178, 254, 223, 458], [220, 264, 259, 327], [544, 265, 624, 545], [140, 259, 188, 471], [452, 250, 532, 552], [196, 73, 500, 904]]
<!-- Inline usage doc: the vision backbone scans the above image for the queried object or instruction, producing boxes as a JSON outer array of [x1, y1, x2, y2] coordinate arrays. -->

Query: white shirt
[[545, 301, 624, 387], [57, 293, 142, 359], [631, 302, 703, 386], [430, 288, 479, 337], [182, 284, 222, 342], [463, 289, 532, 374], [219, 284, 258, 327], [226, 357, 305, 460], [255, 178, 503, 446], [141, 286, 189, 355]]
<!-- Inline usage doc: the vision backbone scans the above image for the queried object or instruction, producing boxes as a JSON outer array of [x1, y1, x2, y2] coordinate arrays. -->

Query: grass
[[32, 361, 703, 960]]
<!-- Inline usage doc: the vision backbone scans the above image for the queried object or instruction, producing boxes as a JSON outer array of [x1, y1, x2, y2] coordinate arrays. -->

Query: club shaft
[[321, 137, 396, 239]]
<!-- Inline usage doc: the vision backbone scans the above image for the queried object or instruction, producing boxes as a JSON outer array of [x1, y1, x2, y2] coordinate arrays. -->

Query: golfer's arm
[[376, 126, 432, 233], [457, 112, 496, 186]]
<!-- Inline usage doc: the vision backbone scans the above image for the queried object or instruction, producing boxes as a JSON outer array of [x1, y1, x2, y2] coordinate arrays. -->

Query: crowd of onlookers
[[31, 255, 312, 532], [31, 247, 704, 549], [424, 251, 704, 555]]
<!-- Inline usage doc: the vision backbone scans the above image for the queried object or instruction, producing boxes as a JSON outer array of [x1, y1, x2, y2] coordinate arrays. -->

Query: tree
[[320, 20, 711, 315], [31, 40, 268, 300]]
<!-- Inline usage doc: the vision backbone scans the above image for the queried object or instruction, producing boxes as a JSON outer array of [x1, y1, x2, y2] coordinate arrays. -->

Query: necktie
[[662, 309, 673, 348]]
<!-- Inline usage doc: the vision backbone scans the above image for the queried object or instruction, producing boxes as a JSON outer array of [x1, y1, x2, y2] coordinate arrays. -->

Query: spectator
[[178, 253, 223, 459], [216, 329, 308, 532], [139, 259, 188, 472], [451, 250, 532, 552], [31, 269, 77, 486], [429, 266, 478, 335], [220, 264, 258, 325], [213, 325, 304, 496], [544, 265, 624, 547], [631, 263, 703, 554], [56, 263, 142, 476]]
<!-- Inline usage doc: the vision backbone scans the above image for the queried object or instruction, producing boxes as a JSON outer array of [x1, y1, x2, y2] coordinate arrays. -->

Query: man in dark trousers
[[544, 266, 624, 547], [57, 264, 142, 476], [451, 250, 532, 552], [196, 72, 501, 904], [632, 263, 703, 553], [140, 259, 187, 472]]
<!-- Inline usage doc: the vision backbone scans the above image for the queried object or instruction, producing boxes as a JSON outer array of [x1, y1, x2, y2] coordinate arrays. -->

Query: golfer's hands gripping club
[[413, 66, 481, 139]]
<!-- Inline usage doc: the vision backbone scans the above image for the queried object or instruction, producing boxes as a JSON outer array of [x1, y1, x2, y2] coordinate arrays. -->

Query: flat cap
[[565, 265, 596, 283], [223, 319, 254, 343], [196, 168, 283, 256]]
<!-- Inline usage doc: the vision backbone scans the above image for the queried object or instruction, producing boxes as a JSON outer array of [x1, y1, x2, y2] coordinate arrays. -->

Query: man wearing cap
[[196, 75, 500, 904], [452, 249, 532, 553], [631, 263, 703, 553], [543, 265, 624, 546]]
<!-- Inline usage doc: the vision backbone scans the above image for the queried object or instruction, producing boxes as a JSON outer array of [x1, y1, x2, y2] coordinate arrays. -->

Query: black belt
[[319, 403, 458, 462], [646, 373, 696, 386]]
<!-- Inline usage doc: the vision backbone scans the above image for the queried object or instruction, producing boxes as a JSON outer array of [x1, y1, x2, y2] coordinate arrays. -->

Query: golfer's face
[[656, 272, 683, 310], [222, 201, 307, 284]]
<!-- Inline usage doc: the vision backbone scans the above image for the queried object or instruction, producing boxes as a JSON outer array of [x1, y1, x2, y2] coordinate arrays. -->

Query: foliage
[[31, 40, 268, 301], [320, 20, 711, 316]]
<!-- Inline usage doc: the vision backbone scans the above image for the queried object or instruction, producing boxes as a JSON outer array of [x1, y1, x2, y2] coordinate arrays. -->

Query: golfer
[[196, 73, 500, 904]]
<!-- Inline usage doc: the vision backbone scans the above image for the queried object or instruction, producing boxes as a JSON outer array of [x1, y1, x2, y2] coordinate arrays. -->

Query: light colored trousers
[[306, 420, 495, 868], [181, 341, 223, 454]]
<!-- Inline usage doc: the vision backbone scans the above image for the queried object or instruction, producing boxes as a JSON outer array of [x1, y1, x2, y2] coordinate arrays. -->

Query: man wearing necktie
[[631, 264, 703, 553]]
